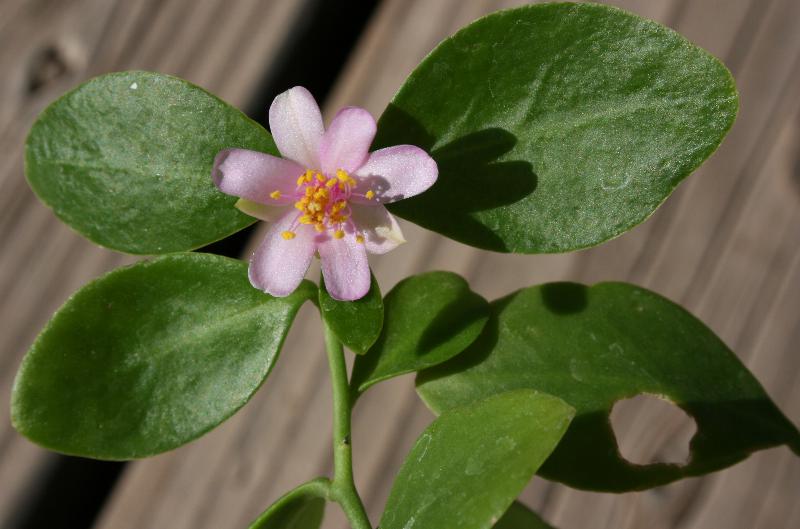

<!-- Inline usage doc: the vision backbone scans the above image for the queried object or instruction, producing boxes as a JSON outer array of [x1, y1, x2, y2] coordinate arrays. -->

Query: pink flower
[[212, 87, 438, 301]]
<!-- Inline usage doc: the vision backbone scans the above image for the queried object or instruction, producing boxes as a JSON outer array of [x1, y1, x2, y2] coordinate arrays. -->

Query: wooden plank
[[32, 0, 799, 528], [0, 0, 307, 526]]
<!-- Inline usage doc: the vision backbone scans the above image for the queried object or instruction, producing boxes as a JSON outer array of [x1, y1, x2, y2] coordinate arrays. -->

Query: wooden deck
[[1, 1, 798, 528]]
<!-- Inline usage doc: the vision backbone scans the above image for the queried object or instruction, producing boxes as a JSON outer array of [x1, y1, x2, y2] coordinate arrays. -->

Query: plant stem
[[324, 322, 372, 529]]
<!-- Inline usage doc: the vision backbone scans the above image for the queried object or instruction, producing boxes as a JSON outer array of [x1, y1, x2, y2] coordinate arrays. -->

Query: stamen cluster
[[278, 169, 365, 243]]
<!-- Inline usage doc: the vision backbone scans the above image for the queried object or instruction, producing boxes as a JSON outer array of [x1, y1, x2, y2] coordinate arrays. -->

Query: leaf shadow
[[377, 104, 538, 252], [416, 293, 515, 384], [540, 282, 588, 314], [417, 291, 489, 356]]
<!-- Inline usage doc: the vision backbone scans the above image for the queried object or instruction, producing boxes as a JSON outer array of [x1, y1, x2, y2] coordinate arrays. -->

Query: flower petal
[[235, 199, 289, 222], [352, 145, 438, 203], [350, 204, 405, 255], [268, 86, 324, 168], [213, 149, 302, 204], [319, 107, 376, 176], [318, 232, 370, 301], [249, 211, 316, 297]]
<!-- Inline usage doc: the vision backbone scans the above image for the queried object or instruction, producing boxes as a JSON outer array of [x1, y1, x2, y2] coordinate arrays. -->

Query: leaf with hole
[[26, 71, 274, 254], [417, 282, 800, 491], [350, 271, 489, 395], [380, 390, 573, 529], [319, 273, 383, 354], [377, 3, 738, 253], [11, 253, 314, 459]]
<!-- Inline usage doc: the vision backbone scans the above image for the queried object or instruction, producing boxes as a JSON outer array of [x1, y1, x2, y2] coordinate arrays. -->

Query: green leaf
[[350, 271, 489, 394], [380, 390, 573, 529], [494, 502, 555, 529], [377, 3, 738, 253], [25, 71, 275, 254], [417, 283, 800, 491], [247, 479, 328, 529], [11, 253, 314, 459], [319, 273, 383, 354]]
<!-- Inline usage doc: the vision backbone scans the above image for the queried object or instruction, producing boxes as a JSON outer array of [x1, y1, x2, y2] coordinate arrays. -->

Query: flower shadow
[[377, 104, 538, 252]]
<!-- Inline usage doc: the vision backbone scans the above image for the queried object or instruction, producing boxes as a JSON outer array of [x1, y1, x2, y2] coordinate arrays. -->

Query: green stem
[[324, 322, 372, 529]]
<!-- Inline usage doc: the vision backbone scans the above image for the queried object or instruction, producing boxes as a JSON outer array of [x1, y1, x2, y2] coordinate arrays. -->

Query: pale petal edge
[[353, 145, 438, 204]]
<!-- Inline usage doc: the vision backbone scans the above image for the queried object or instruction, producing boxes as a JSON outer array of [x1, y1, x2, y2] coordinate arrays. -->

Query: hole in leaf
[[610, 394, 697, 466]]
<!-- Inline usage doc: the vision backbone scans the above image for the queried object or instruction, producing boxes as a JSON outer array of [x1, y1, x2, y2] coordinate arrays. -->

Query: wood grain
[[2, 0, 797, 528], [0, 0, 307, 526]]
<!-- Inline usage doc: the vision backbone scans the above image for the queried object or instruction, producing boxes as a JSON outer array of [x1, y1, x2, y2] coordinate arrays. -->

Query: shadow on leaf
[[540, 283, 588, 314], [417, 289, 488, 356], [377, 104, 538, 252]]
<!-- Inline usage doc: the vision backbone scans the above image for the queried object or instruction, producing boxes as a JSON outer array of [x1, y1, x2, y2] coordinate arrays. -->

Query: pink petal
[[318, 232, 370, 301], [213, 149, 302, 204], [350, 204, 405, 255], [249, 211, 316, 297], [319, 107, 376, 176], [352, 145, 438, 203], [268, 86, 324, 168]]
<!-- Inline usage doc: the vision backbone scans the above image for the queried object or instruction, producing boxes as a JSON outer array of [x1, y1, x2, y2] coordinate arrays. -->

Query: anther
[[270, 190, 282, 199], [281, 231, 296, 240], [334, 230, 345, 239], [365, 190, 375, 200]]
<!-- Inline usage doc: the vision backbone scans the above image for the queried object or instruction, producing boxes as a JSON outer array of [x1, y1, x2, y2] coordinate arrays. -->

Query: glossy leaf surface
[[378, 3, 738, 253], [248, 480, 327, 529], [418, 282, 800, 491], [381, 390, 573, 529], [350, 271, 489, 394], [26, 71, 274, 254], [12, 253, 314, 459], [319, 273, 383, 354], [494, 502, 555, 529]]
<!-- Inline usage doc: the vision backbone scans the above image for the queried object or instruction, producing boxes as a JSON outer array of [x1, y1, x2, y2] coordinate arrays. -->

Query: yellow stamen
[[291, 168, 359, 237], [270, 190, 282, 200], [356, 234, 364, 244], [365, 190, 375, 199], [282, 231, 296, 240]]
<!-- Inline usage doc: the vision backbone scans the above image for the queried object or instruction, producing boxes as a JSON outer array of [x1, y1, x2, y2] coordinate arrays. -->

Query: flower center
[[280, 169, 365, 243]]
